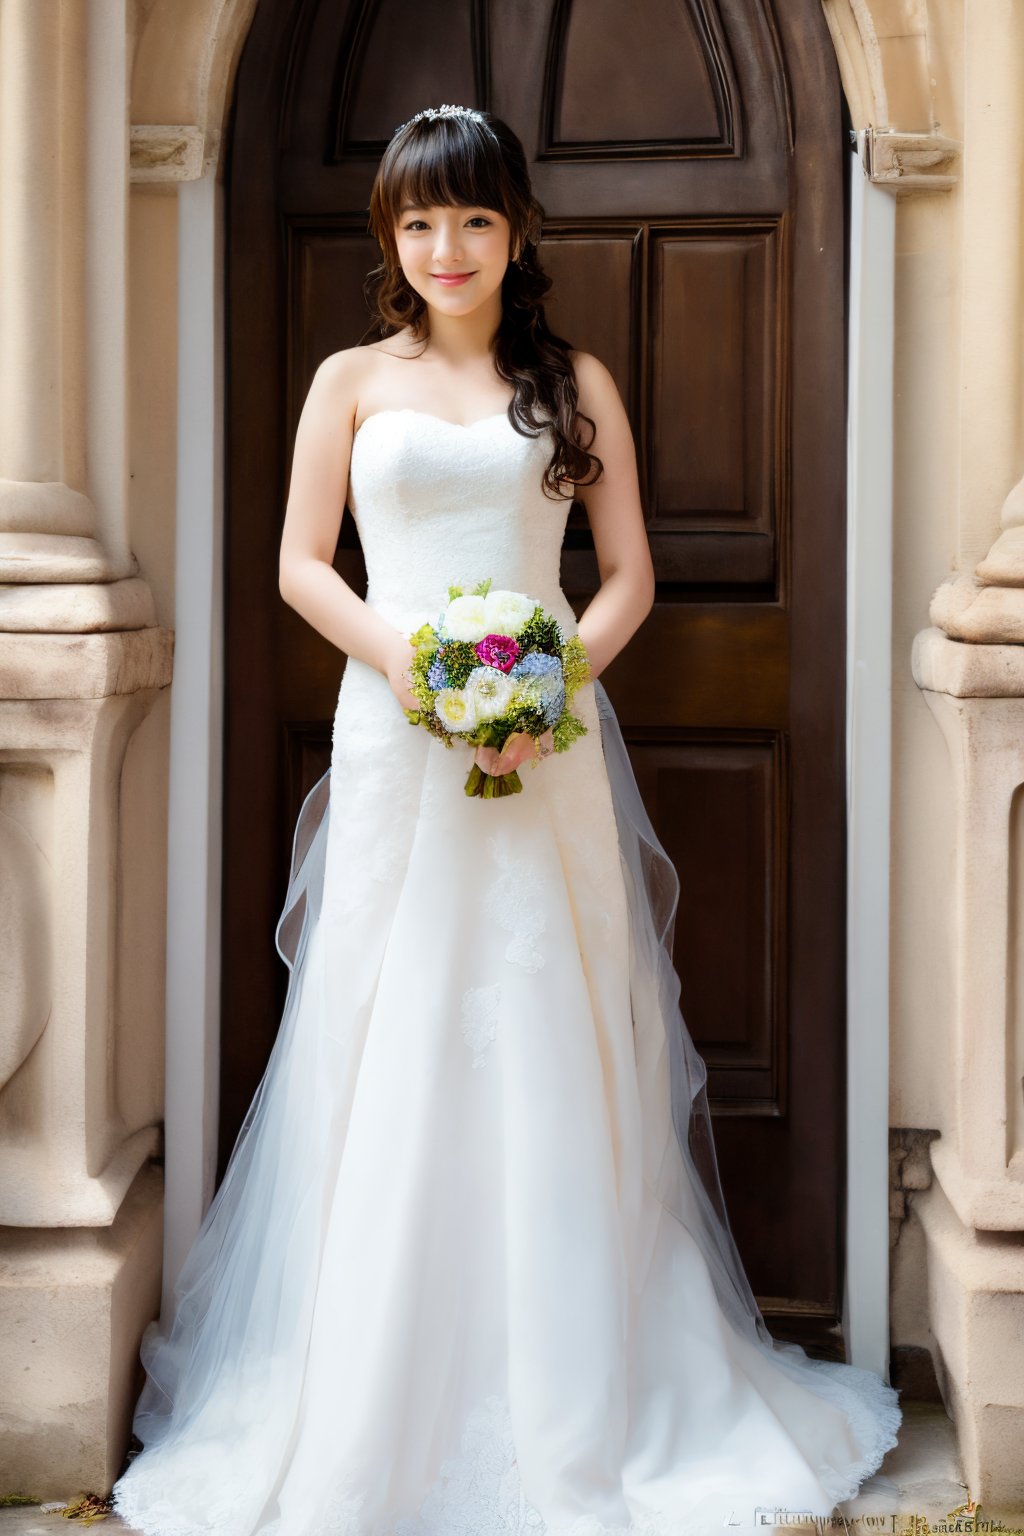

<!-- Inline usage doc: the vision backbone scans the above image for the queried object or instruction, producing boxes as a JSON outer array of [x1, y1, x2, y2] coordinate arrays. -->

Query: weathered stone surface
[[0, 629, 174, 699], [929, 575, 1024, 646], [0, 578, 158, 633], [0, 1162, 163, 1497], [917, 1179, 1024, 1510], [975, 525, 1024, 587], [912, 624, 1024, 696]]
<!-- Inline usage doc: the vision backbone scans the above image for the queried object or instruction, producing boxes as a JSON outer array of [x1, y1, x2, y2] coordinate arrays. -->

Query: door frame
[[160, 140, 896, 1381]]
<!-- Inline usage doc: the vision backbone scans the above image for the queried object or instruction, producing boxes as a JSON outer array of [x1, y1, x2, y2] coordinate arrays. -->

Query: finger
[[503, 734, 531, 767]]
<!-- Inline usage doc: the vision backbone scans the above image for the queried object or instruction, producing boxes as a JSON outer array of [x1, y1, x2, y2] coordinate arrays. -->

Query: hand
[[475, 727, 555, 777], [385, 631, 419, 712]]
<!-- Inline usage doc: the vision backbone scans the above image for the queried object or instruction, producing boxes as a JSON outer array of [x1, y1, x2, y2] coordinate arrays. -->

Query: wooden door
[[225, 0, 851, 1354]]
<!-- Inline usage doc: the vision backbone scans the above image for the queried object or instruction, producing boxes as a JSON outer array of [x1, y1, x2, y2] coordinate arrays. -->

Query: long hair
[[362, 107, 603, 499]]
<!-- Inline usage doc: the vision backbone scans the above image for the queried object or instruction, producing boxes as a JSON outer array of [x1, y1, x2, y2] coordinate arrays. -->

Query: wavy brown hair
[[361, 107, 603, 499]]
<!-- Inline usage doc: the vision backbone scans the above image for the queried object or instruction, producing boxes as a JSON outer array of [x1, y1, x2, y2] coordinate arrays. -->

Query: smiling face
[[394, 201, 514, 318], [369, 115, 534, 333]]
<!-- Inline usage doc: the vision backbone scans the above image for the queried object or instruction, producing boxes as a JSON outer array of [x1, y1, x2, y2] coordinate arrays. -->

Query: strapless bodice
[[346, 408, 578, 637]]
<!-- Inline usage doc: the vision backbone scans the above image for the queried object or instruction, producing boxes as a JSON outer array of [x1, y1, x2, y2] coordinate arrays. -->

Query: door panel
[[226, 0, 849, 1351]]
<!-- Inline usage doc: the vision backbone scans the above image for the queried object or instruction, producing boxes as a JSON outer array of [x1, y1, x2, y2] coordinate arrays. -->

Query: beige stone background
[[0, 0, 1022, 1516]]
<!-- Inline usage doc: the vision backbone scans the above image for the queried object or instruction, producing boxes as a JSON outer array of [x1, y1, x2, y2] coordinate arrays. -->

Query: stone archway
[[129, 0, 953, 184]]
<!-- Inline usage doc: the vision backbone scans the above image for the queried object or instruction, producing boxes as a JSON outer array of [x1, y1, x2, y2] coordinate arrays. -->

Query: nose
[[433, 220, 465, 263]]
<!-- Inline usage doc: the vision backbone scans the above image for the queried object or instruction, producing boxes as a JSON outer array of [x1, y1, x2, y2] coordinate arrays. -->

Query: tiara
[[394, 103, 488, 135]]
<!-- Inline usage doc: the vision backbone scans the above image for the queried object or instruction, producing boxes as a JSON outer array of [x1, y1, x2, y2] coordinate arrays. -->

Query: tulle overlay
[[112, 411, 900, 1536]]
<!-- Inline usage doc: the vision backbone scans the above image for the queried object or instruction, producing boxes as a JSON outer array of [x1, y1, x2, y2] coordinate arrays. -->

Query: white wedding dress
[[111, 407, 901, 1536]]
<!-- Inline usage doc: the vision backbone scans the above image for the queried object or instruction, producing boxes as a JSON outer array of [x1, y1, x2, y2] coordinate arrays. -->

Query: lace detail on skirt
[[777, 1350, 903, 1504], [484, 833, 547, 973], [261, 1467, 368, 1536], [461, 982, 502, 1067], [393, 1394, 668, 1536]]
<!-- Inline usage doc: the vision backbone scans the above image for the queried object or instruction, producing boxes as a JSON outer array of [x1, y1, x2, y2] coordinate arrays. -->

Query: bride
[[111, 103, 901, 1536]]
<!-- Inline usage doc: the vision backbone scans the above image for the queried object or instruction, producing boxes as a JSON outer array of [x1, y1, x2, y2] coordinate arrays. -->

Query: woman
[[112, 103, 901, 1536]]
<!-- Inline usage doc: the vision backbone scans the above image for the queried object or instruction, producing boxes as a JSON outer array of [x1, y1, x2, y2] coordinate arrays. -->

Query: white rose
[[464, 666, 515, 721], [434, 688, 479, 732], [441, 594, 489, 642], [482, 589, 538, 636]]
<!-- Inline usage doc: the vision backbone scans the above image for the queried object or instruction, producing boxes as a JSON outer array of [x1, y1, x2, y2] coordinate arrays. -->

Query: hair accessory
[[394, 103, 488, 135]]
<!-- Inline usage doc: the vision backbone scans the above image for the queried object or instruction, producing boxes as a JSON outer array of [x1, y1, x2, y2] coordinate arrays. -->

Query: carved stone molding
[[890, 1127, 939, 1249], [911, 630, 1024, 1234], [912, 626, 1024, 699], [931, 474, 1024, 643], [929, 575, 1024, 645], [822, 1, 962, 193], [0, 630, 173, 1227], [0, 627, 173, 700], [0, 576, 158, 633], [976, 525, 1024, 587], [131, 0, 260, 173], [130, 124, 211, 183], [856, 127, 961, 194]]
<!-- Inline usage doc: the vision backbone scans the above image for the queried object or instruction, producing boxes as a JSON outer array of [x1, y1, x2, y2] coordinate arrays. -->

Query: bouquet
[[403, 577, 591, 799]]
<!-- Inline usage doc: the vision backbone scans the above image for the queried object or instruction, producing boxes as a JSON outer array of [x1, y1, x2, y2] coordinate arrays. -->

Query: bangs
[[383, 124, 509, 223]]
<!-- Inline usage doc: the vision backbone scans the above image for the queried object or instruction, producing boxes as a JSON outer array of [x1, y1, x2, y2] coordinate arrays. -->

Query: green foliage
[[434, 639, 478, 689], [552, 710, 588, 752], [446, 576, 493, 602], [560, 634, 591, 701], [407, 652, 438, 714], [465, 761, 522, 798], [461, 697, 549, 750], [408, 620, 438, 653], [403, 705, 454, 747], [515, 607, 561, 654]]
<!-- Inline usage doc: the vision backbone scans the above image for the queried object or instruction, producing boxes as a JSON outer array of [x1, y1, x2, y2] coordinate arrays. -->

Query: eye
[[402, 214, 493, 231]]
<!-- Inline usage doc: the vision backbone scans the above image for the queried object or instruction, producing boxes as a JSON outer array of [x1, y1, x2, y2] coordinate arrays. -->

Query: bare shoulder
[[312, 344, 372, 396], [304, 343, 381, 434], [310, 328, 422, 427], [568, 348, 628, 433]]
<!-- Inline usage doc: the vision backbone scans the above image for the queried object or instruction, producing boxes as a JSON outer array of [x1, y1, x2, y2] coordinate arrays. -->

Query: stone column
[[911, 609, 1024, 1509], [827, 0, 1024, 1510], [906, 0, 1024, 1509], [0, 0, 172, 1497]]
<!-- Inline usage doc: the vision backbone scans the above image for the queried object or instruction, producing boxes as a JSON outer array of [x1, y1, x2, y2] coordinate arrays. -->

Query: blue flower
[[510, 652, 565, 726], [511, 652, 561, 681], [426, 657, 448, 690]]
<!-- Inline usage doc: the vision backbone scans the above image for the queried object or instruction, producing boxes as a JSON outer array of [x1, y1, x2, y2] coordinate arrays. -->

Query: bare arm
[[278, 352, 416, 705], [569, 350, 656, 681]]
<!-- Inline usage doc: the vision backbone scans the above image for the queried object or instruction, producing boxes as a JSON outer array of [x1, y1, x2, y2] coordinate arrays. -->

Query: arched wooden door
[[225, 0, 851, 1354]]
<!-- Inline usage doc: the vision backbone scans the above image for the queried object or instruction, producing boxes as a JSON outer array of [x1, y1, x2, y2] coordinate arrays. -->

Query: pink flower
[[474, 633, 521, 673]]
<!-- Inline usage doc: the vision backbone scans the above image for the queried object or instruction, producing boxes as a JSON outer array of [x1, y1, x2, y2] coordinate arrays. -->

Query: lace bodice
[[346, 408, 579, 636]]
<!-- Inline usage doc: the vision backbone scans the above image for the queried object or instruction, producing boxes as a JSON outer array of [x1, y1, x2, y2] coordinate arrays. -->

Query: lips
[[432, 272, 475, 285]]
